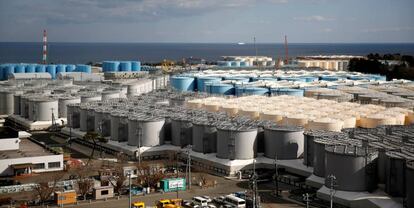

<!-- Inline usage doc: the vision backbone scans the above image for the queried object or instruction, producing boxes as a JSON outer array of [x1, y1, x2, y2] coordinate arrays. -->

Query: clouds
[[362, 26, 414, 33], [294, 15, 335, 22]]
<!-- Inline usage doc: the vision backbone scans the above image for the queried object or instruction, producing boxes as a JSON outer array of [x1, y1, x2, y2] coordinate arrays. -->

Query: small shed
[[54, 190, 77, 205], [93, 186, 114, 200]]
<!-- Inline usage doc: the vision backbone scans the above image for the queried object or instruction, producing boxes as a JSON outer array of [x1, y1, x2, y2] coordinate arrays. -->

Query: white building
[[297, 55, 364, 71], [0, 127, 63, 176]]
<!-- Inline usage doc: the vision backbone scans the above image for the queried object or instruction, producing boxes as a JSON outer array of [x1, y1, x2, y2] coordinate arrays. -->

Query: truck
[[156, 199, 183, 208], [132, 201, 145, 208]]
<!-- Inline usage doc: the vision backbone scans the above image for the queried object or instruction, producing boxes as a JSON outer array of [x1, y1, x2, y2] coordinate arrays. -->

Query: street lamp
[[327, 174, 337, 208], [127, 170, 133, 208], [185, 145, 192, 189]]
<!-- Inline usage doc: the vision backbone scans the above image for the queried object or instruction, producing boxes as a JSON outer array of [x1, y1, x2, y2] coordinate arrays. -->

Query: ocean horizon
[[1, 42, 414, 64]]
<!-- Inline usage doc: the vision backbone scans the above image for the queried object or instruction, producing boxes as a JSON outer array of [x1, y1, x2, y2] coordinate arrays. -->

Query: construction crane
[[161, 59, 175, 74]]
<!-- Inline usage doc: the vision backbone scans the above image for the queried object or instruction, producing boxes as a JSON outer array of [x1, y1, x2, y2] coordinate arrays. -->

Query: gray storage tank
[[303, 131, 317, 166], [325, 145, 378, 192], [32, 98, 59, 121], [110, 111, 129, 142], [264, 125, 304, 160], [127, 115, 165, 147], [80, 93, 101, 103], [406, 160, 414, 208], [192, 119, 217, 153], [385, 151, 407, 197], [67, 103, 81, 128], [79, 105, 96, 132], [216, 125, 258, 160], [94, 107, 112, 137], [313, 138, 330, 177], [171, 116, 193, 147]]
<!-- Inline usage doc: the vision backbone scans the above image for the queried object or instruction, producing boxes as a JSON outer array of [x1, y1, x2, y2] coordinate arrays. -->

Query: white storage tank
[[127, 115, 165, 147], [58, 96, 81, 118], [94, 107, 112, 137], [110, 111, 129, 142], [216, 124, 258, 160], [32, 98, 59, 121], [81, 93, 102, 103]]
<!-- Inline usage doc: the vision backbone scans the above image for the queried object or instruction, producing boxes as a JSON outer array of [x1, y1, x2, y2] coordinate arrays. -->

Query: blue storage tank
[[208, 83, 234, 95], [320, 76, 339, 81], [25, 64, 36, 73], [35, 65, 46, 73], [56, 64, 67, 73], [371, 75, 386, 81], [196, 76, 222, 92], [348, 76, 366, 80], [3, 64, 15, 80], [240, 61, 248, 67], [272, 88, 304, 97], [231, 61, 241, 67], [46, 65, 57, 79], [301, 76, 319, 82], [102, 61, 120, 72], [66, 64, 76, 72], [131, 61, 141, 71], [280, 77, 307, 82], [217, 61, 232, 67], [0, 64, 4, 80], [75, 64, 91, 73], [119, 61, 132, 71], [251, 77, 278, 81], [223, 77, 250, 83], [15, 64, 26, 73], [170, 76, 195, 92], [236, 87, 269, 96]]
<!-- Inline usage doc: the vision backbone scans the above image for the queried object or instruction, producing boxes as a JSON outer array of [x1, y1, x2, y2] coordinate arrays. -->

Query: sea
[[1, 42, 414, 64]]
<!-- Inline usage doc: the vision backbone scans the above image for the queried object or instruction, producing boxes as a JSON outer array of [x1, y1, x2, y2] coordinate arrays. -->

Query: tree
[[32, 172, 65, 205], [74, 165, 94, 200], [83, 131, 106, 165]]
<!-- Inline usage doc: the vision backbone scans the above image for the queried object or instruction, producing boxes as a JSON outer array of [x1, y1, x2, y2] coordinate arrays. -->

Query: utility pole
[[135, 124, 142, 166], [128, 170, 132, 208], [185, 145, 192, 189], [327, 174, 337, 208]]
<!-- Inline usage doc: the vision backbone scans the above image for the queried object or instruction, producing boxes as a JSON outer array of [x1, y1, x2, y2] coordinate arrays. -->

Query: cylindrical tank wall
[[171, 119, 193, 147], [58, 98, 81, 118], [406, 162, 414, 208], [192, 123, 217, 153], [303, 133, 315, 166], [264, 127, 304, 160], [33, 100, 59, 121], [128, 118, 165, 147], [216, 128, 257, 160], [385, 153, 406, 197], [313, 141, 326, 177]]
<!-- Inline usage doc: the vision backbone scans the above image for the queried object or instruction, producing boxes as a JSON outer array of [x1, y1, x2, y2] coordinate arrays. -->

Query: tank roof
[[265, 125, 303, 132]]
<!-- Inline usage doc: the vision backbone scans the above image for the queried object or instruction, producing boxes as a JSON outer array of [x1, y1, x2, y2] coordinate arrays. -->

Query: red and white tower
[[42, 29, 47, 64]]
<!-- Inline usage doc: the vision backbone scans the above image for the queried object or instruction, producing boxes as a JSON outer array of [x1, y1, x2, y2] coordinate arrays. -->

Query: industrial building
[[296, 55, 364, 71], [0, 127, 63, 176]]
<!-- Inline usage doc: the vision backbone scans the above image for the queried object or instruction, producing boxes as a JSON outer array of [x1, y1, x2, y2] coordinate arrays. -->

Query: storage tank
[[119, 61, 132, 71], [3, 64, 15, 79], [25, 64, 36, 73], [127, 115, 165, 147], [8, 73, 52, 80], [20, 96, 29, 118], [46, 65, 57, 79], [170, 76, 195, 92], [325, 145, 378, 191], [272, 88, 304, 97], [208, 83, 234, 95], [81, 94, 101, 103], [110, 111, 129, 142], [35, 65, 46, 73], [56, 64, 66, 73], [66, 65, 76, 72], [0, 90, 17, 115], [75, 64, 91, 73], [216, 125, 258, 160], [264, 125, 304, 160], [32, 98, 59, 121], [171, 117, 193, 147], [93, 107, 112, 136], [312, 138, 333, 177], [406, 160, 414, 208], [196, 76, 222, 92], [223, 77, 250, 83], [192, 119, 217, 153], [303, 131, 317, 166], [131, 61, 141, 71], [102, 90, 120, 101], [58, 97, 81, 118], [13, 94, 22, 115], [102, 61, 120, 72], [385, 151, 407, 197], [14, 64, 26, 73], [236, 87, 269, 96], [79, 107, 89, 132], [67, 104, 80, 128]]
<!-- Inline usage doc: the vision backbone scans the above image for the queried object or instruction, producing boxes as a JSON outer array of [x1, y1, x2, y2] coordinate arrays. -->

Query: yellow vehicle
[[156, 199, 182, 208], [132, 201, 145, 208]]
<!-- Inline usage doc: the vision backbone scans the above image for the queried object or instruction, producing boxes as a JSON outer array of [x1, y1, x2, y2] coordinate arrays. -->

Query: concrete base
[[317, 186, 403, 208], [61, 127, 314, 177], [306, 174, 325, 189], [8, 115, 66, 131]]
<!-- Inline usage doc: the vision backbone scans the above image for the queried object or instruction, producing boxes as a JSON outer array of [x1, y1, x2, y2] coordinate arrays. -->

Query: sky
[[0, 0, 413, 43]]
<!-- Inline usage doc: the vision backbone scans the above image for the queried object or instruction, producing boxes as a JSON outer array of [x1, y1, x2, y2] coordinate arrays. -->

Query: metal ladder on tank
[[136, 123, 143, 166]]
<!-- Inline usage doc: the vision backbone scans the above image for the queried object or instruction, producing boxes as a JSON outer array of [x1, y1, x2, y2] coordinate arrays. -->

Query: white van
[[224, 195, 246, 208], [192, 196, 208, 207]]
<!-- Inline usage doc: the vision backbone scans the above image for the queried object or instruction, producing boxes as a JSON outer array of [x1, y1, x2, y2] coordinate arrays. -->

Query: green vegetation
[[348, 53, 414, 80]]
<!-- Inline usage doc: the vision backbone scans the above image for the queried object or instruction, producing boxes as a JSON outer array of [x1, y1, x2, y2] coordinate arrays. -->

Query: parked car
[[201, 196, 212, 203]]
